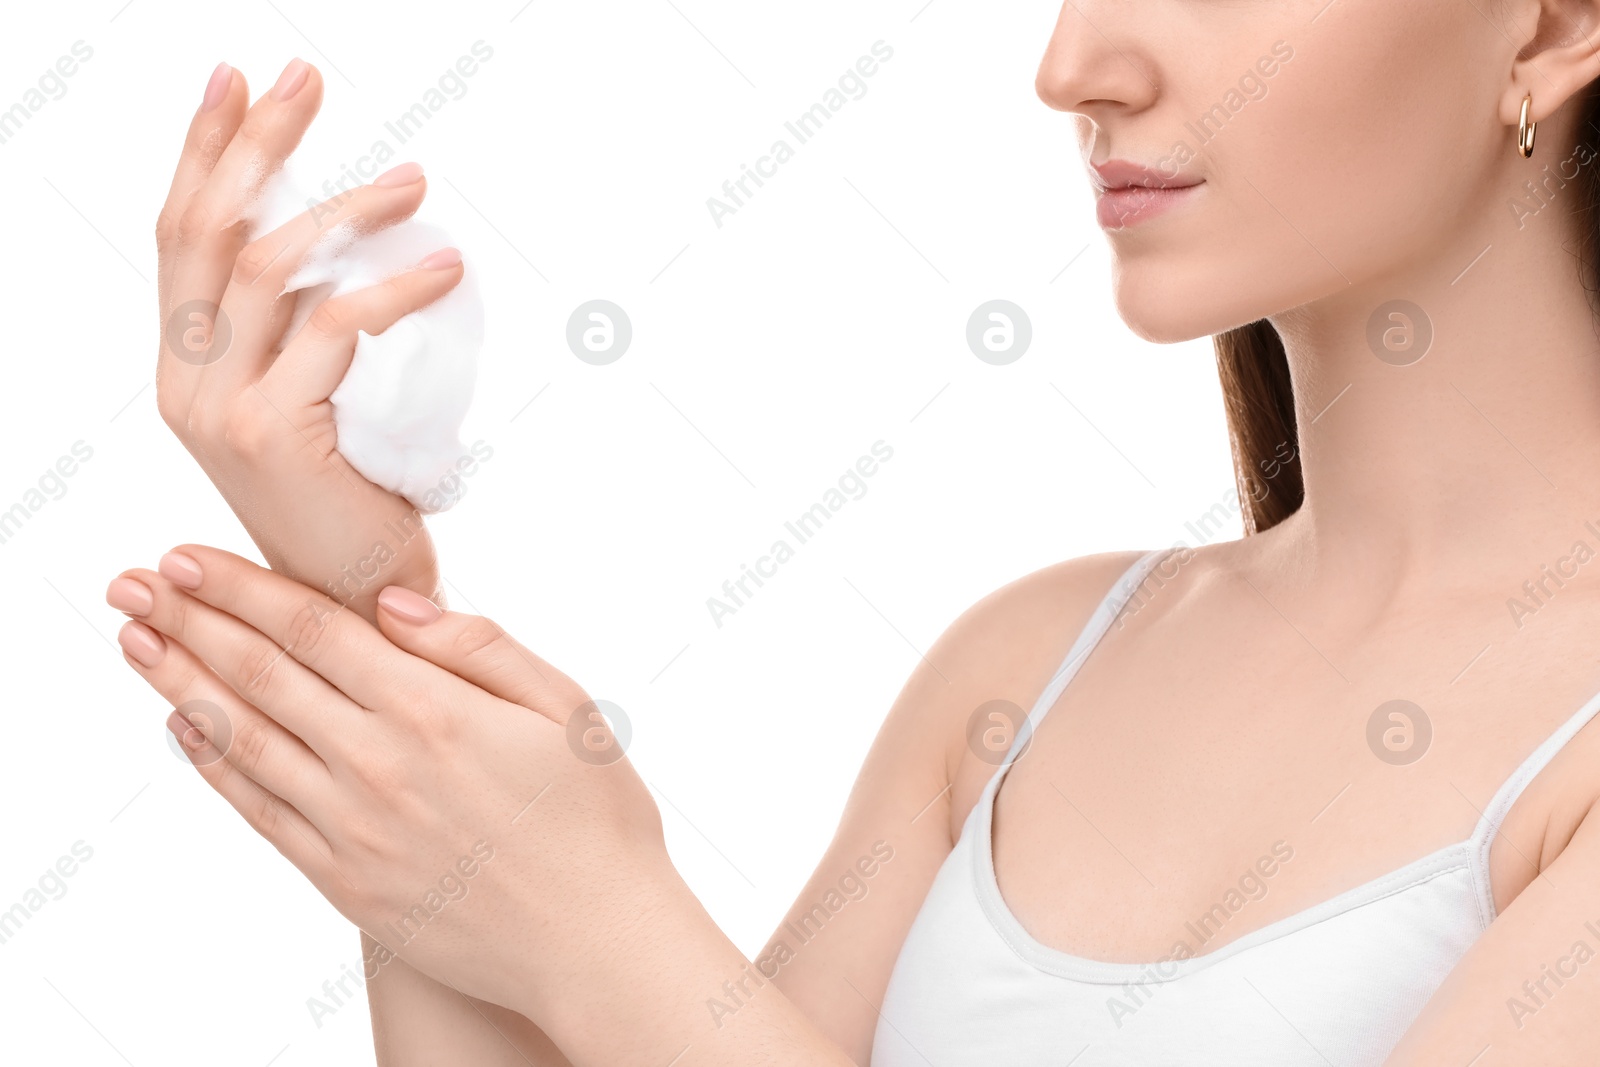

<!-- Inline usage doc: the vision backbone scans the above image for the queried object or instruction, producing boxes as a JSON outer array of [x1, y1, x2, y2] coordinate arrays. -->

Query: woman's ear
[[1502, 0, 1600, 126]]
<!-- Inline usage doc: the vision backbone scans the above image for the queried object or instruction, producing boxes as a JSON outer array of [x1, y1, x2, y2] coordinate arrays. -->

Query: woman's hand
[[109, 542, 665, 1005], [154, 61, 563, 1064], [155, 59, 462, 616], [106, 545, 854, 1064]]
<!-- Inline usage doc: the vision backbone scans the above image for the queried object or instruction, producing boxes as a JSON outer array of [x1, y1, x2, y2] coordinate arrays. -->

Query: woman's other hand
[[154, 60, 466, 619]]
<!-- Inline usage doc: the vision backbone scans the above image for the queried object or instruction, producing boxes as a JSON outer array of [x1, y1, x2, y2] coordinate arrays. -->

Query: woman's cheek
[[1111, 1, 1502, 342]]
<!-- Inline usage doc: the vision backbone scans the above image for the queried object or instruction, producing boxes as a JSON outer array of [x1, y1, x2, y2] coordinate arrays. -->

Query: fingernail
[[378, 586, 443, 624], [119, 621, 167, 668], [167, 710, 207, 753], [418, 247, 462, 270], [106, 577, 154, 616], [271, 57, 310, 101], [201, 62, 232, 113], [374, 161, 425, 188], [159, 552, 204, 590]]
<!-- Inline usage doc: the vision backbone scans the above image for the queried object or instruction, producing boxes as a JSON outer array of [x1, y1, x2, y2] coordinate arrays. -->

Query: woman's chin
[[1112, 271, 1279, 345], [1112, 290, 1216, 345]]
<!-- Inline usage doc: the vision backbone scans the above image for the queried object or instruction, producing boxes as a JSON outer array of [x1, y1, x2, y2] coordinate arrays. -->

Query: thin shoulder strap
[[992, 546, 1180, 774], [1468, 685, 1600, 923]]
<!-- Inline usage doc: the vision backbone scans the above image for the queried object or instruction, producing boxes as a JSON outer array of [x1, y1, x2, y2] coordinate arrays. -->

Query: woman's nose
[[1035, 1, 1158, 119]]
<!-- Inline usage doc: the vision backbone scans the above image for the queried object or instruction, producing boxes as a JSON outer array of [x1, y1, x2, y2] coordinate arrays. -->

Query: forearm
[[221, 453, 444, 618], [521, 871, 857, 1067], [364, 931, 573, 1066]]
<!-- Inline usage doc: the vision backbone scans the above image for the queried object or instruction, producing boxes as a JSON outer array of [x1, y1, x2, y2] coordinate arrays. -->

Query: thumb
[[375, 585, 585, 722]]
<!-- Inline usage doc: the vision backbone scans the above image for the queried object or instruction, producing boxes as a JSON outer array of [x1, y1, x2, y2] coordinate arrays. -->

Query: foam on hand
[[242, 163, 484, 514]]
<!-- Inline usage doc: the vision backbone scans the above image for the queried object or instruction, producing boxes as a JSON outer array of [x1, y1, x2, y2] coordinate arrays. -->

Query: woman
[[106, 1, 1600, 1062]]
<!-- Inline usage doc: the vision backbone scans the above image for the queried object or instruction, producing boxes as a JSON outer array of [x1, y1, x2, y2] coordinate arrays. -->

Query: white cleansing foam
[[243, 163, 483, 514]]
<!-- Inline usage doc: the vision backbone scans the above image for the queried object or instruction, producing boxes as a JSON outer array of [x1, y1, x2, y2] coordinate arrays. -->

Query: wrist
[[518, 866, 722, 1058], [267, 543, 441, 626], [515, 862, 846, 1065]]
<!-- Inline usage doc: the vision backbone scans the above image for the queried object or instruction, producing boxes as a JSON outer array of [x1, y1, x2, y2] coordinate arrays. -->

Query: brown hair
[[1212, 321, 1301, 534], [1212, 82, 1600, 535]]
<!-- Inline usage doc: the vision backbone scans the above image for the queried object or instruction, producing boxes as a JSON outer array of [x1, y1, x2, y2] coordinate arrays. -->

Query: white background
[[0, 1, 1229, 1062]]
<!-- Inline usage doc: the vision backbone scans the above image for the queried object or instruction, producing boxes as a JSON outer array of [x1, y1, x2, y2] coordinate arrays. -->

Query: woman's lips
[[1089, 160, 1203, 229], [1095, 183, 1201, 229]]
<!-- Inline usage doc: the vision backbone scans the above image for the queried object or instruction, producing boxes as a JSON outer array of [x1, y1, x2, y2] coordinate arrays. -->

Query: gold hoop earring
[[1519, 95, 1537, 158]]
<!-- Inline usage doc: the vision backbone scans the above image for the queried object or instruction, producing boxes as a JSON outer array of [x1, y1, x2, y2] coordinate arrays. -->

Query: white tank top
[[872, 547, 1600, 1065]]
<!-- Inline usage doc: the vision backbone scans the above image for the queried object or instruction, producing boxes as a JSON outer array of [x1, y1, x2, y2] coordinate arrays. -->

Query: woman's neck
[[1261, 193, 1600, 600]]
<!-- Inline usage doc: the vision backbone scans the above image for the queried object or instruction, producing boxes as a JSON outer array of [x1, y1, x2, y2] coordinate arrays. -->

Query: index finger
[[157, 59, 326, 386], [153, 544, 454, 713], [156, 62, 247, 288]]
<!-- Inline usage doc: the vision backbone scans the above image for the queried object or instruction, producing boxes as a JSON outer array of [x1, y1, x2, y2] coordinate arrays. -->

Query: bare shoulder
[[834, 545, 1159, 849], [919, 547, 1159, 838], [765, 546, 1162, 1056], [1489, 576, 1600, 908]]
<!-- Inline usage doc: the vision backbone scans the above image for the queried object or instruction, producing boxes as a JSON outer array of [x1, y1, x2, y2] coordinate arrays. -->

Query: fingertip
[[418, 247, 462, 271], [159, 551, 205, 590], [118, 620, 167, 669], [264, 58, 326, 108], [270, 58, 310, 102], [201, 62, 233, 113], [187, 62, 246, 147], [377, 585, 443, 625], [167, 709, 215, 761], [106, 576, 154, 616], [373, 161, 425, 189]]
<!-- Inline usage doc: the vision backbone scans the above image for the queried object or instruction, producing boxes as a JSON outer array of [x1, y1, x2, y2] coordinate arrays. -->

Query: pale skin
[[117, 0, 1600, 1061]]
